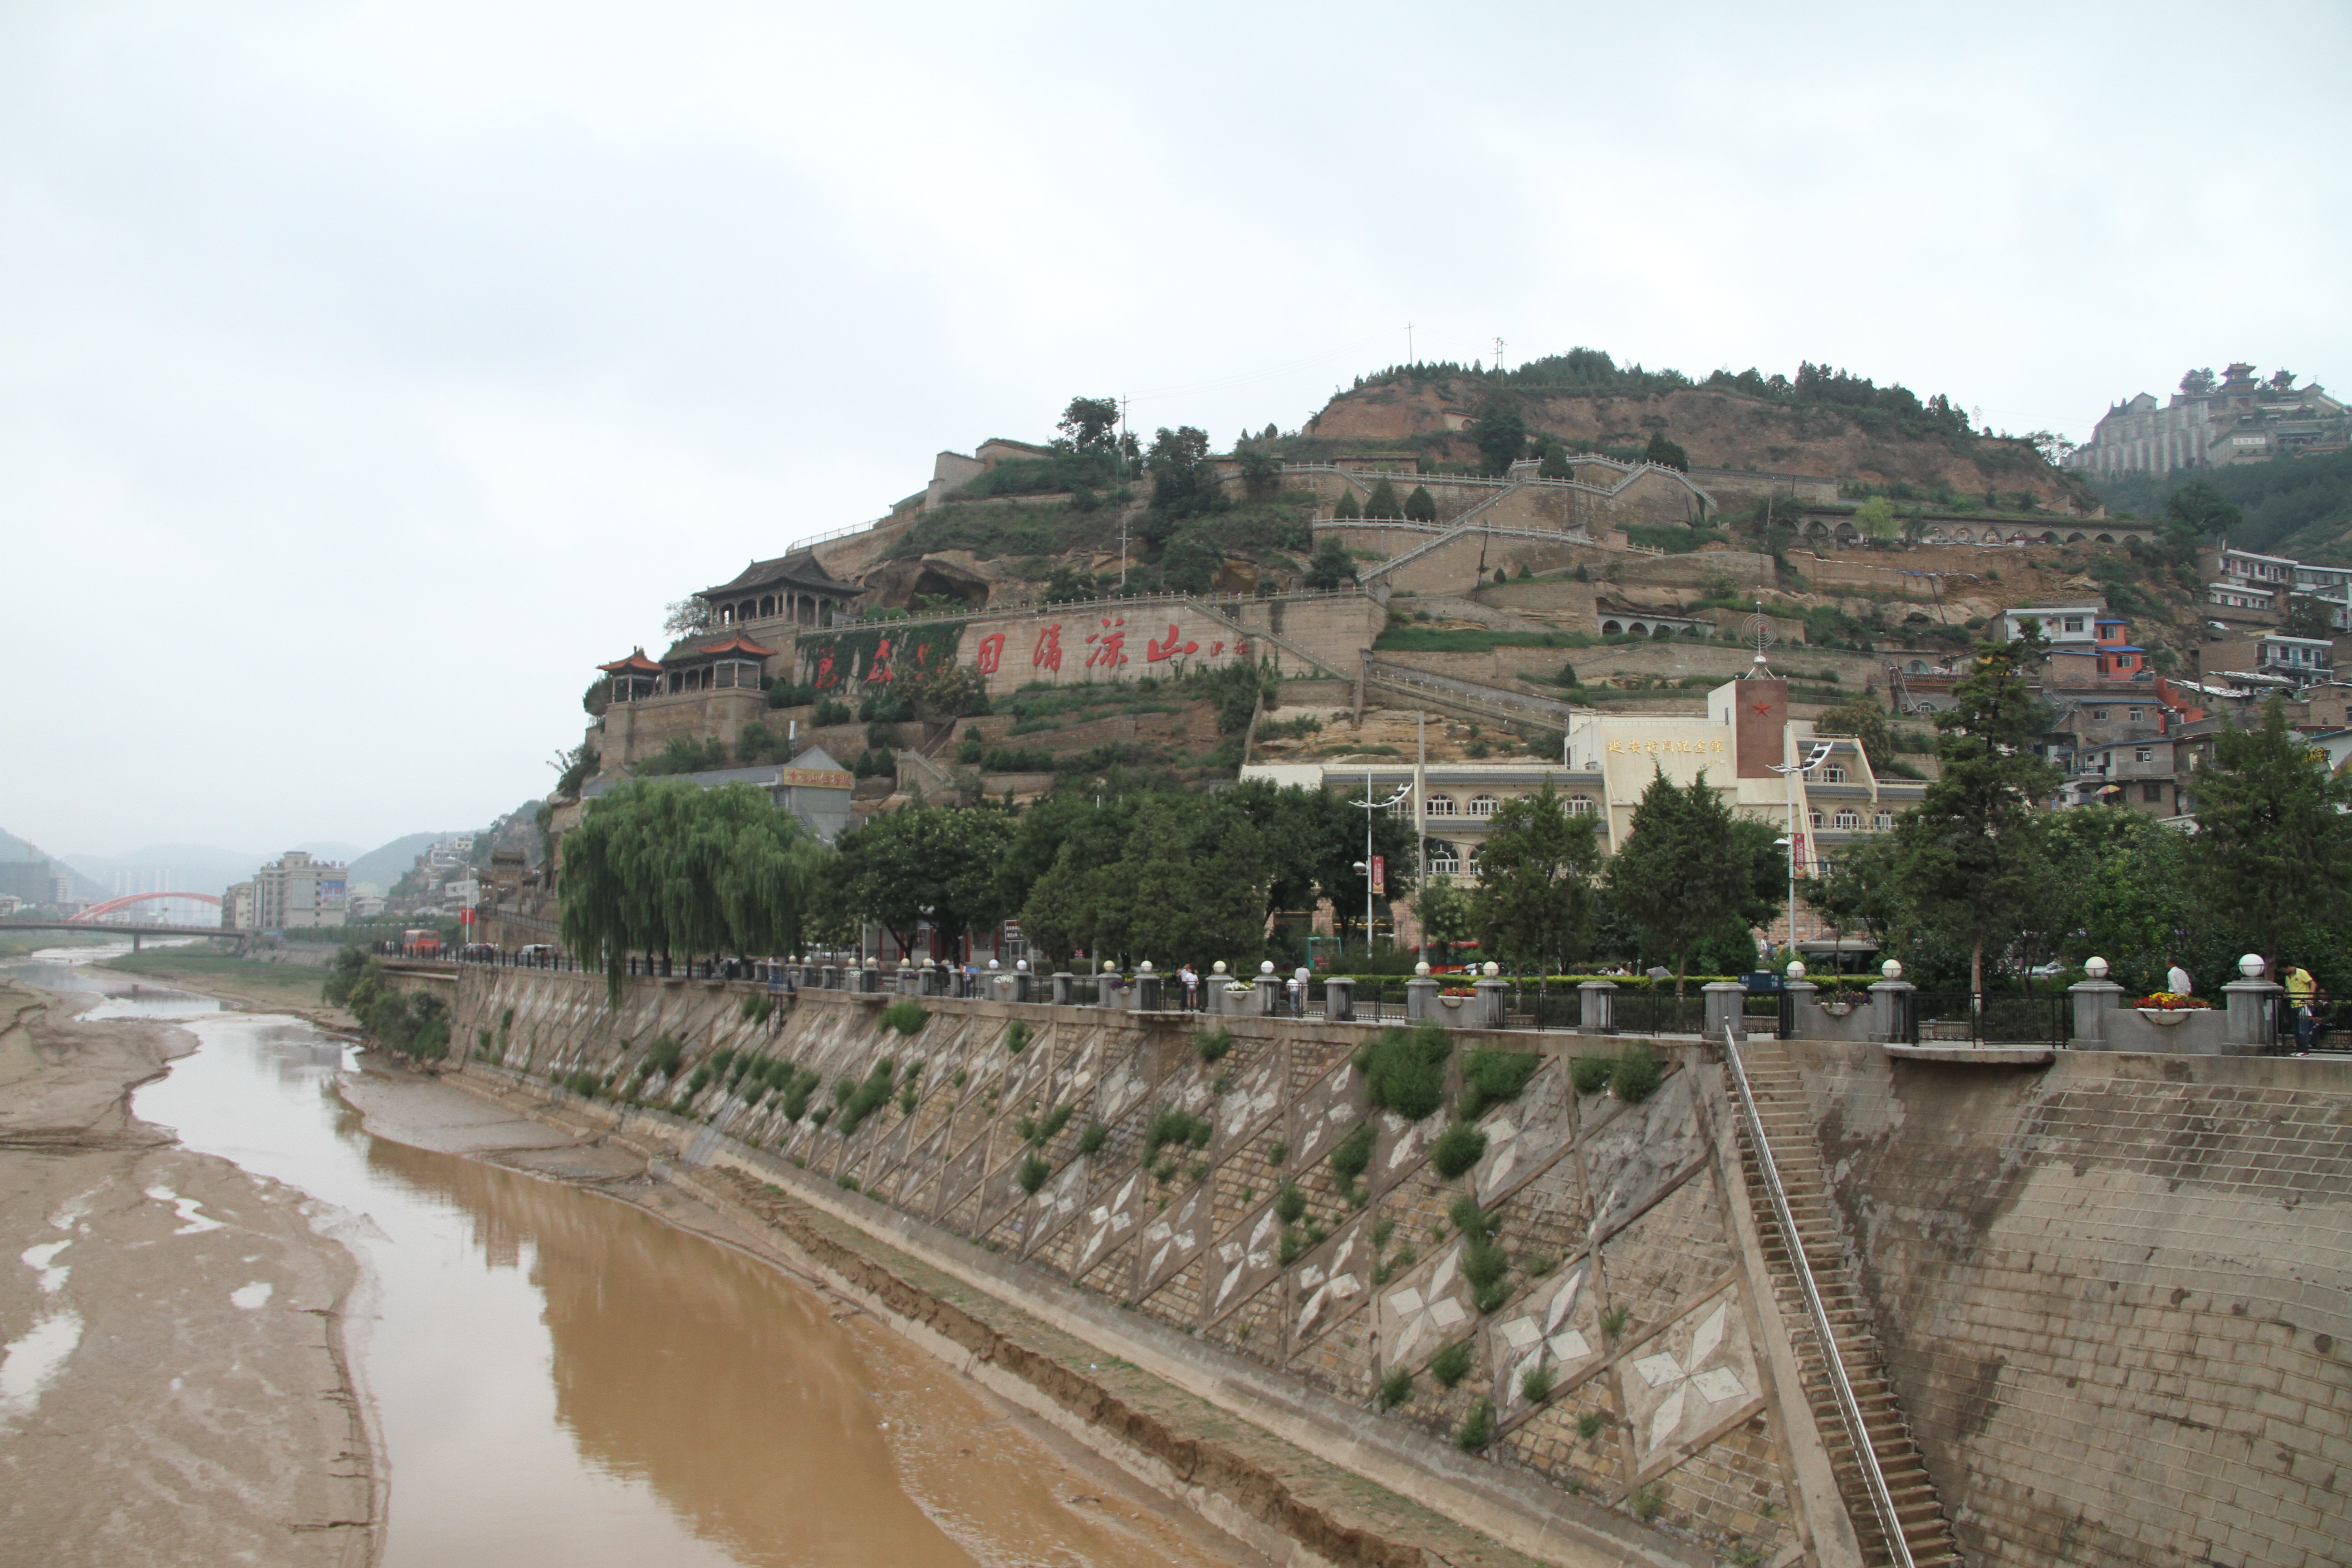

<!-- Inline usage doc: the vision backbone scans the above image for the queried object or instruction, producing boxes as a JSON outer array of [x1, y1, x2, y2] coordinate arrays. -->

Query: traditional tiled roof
[[598, 648, 662, 674], [700, 549, 857, 599], [660, 631, 779, 663]]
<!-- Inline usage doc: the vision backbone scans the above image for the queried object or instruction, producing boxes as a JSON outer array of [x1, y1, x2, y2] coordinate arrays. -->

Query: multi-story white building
[[1994, 604, 2102, 647], [249, 852, 346, 931], [221, 881, 255, 931], [2067, 364, 2349, 478], [1245, 675, 1926, 947]]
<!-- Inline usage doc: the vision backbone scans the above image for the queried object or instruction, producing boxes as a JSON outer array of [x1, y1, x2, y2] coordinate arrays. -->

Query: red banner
[[1371, 855, 1386, 894]]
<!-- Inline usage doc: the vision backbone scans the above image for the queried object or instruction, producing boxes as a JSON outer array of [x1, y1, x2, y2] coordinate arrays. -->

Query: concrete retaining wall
[[1789, 1042, 2352, 1568], [412, 965, 2352, 1568], [435, 967, 1854, 1567]]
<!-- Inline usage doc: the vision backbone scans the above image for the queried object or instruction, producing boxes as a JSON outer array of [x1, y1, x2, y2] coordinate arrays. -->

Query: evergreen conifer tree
[[1405, 485, 1438, 522], [1603, 768, 1750, 992], [1365, 478, 1403, 518], [1333, 488, 1362, 519], [2189, 696, 2352, 975], [1887, 634, 2061, 1001]]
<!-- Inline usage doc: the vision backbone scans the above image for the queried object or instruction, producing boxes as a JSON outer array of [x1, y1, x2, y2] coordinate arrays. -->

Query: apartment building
[[249, 852, 346, 930]]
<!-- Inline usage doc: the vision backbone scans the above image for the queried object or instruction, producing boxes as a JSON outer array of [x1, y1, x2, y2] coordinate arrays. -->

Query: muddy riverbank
[[0, 971, 376, 1568], [3, 953, 1273, 1568]]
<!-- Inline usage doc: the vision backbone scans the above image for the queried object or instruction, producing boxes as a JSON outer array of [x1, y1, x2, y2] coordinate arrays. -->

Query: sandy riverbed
[[0, 975, 376, 1566]]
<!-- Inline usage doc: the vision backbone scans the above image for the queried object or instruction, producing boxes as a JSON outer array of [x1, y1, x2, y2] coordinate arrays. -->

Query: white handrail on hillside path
[[1719, 1023, 1916, 1568]]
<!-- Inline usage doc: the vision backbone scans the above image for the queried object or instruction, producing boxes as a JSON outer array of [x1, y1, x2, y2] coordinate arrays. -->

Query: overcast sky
[[5, 1, 2347, 859]]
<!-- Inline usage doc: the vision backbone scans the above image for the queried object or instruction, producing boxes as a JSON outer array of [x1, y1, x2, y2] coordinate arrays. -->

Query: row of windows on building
[[1413, 774, 1855, 820], [1421, 805, 1894, 875], [1418, 792, 1597, 818]]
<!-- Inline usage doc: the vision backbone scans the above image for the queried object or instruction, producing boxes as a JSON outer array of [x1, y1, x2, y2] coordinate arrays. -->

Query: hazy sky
[[5, 2, 2347, 858]]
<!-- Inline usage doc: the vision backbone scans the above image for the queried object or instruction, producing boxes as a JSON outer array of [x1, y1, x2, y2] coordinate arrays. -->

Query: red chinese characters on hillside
[[1085, 617, 1127, 670], [1146, 623, 1199, 663], [975, 632, 1006, 675], [865, 637, 894, 682], [1033, 624, 1063, 673]]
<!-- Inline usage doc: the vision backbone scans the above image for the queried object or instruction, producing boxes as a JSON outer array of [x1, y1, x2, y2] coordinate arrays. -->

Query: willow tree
[[559, 779, 824, 1001]]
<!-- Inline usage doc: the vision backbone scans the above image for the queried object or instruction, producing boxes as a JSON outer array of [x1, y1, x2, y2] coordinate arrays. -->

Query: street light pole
[[1768, 740, 1835, 956], [1351, 773, 1411, 961]]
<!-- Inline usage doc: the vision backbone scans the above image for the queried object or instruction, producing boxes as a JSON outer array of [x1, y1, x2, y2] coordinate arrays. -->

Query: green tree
[[1333, 487, 1362, 519], [2189, 696, 2352, 974], [1237, 441, 1282, 499], [1536, 442, 1571, 480], [1855, 495, 1898, 544], [1887, 635, 2061, 999], [1019, 845, 1095, 969], [1363, 477, 1403, 518], [2163, 477, 2243, 536], [1057, 396, 1121, 452], [1161, 530, 1224, 594], [1404, 485, 1439, 522], [1304, 536, 1358, 590], [559, 779, 825, 1000], [1296, 782, 1418, 947], [1145, 426, 1225, 539], [1603, 769, 1751, 991], [828, 803, 1016, 959], [1467, 780, 1600, 972], [1472, 397, 1527, 474], [1813, 697, 1895, 771], [1414, 877, 1475, 962], [2041, 807, 2211, 997], [1641, 431, 1689, 471], [1801, 832, 1905, 952], [2281, 594, 2337, 640]]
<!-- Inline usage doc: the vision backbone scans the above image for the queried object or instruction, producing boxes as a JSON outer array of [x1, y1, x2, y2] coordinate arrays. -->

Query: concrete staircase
[[1727, 1039, 1965, 1568]]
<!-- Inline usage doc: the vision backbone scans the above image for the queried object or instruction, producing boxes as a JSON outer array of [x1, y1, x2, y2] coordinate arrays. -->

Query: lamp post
[[1349, 772, 1412, 961], [1767, 740, 1835, 956]]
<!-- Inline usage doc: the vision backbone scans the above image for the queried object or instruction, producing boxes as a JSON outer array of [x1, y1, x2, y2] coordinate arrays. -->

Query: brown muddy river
[[18, 952, 1257, 1568]]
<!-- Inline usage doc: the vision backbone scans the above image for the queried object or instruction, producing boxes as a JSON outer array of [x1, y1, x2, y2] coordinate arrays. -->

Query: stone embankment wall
[[412, 965, 2352, 1568], [1793, 1045, 2352, 1568], [434, 967, 1858, 1568]]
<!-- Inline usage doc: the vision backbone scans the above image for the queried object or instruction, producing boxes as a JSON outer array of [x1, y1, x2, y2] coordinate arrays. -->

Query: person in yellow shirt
[[2284, 964, 2319, 1052]]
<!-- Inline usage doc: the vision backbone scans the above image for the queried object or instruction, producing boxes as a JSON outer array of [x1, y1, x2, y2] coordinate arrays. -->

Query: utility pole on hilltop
[[1120, 394, 1132, 589], [1494, 337, 1506, 374], [1406, 322, 1414, 364]]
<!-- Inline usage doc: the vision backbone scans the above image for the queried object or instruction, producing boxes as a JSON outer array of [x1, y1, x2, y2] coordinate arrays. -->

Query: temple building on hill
[[698, 549, 863, 630], [2066, 363, 2349, 478]]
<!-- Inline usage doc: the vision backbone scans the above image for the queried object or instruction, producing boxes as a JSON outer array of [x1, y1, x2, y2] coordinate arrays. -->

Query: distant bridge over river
[[1, 890, 256, 950]]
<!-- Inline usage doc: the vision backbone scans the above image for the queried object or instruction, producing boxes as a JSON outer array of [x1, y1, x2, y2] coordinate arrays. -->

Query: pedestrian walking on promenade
[[1180, 963, 1199, 1010], [2166, 959, 2193, 997]]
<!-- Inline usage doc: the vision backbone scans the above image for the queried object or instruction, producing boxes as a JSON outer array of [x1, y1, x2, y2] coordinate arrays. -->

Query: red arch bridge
[[0, 891, 260, 947]]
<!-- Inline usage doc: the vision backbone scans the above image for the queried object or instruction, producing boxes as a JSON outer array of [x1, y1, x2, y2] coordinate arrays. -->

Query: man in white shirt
[[2166, 961, 2193, 996]]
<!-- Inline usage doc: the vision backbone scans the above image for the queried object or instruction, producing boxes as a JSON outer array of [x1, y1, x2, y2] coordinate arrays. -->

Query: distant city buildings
[[249, 851, 346, 930], [2066, 364, 2349, 478]]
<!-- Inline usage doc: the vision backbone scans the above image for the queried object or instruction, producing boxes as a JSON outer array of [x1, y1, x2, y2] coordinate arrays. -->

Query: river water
[[10, 950, 1250, 1568]]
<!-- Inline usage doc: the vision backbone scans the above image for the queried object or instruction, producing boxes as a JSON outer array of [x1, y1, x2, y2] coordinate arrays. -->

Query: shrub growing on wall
[[1353, 1024, 1451, 1122]]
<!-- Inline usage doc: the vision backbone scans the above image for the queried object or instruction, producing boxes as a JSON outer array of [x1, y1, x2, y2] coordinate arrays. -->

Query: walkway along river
[[0, 949, 1264, 1568]]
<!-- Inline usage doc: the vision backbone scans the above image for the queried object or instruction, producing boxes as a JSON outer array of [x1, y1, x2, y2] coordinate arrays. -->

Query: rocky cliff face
[[1306, 380, 2083, 506]]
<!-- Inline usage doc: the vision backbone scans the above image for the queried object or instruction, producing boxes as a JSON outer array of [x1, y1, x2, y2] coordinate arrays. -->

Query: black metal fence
[[1896, 991, 2069, 1047], [2267, 994, 2349, 1054]]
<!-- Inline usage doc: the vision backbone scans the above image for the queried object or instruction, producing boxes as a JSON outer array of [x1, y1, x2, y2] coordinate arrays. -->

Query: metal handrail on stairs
[[1720, 1024, 1917, 1568]]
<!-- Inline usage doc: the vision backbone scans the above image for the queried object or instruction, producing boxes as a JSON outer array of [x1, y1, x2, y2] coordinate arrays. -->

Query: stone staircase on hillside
[[1723, 1037, 1965, 1568], [1358, 656, 1581, 736]]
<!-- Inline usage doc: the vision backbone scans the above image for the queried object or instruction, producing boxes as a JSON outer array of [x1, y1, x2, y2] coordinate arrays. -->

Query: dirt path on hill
[[0, 976, 377, 1568]]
